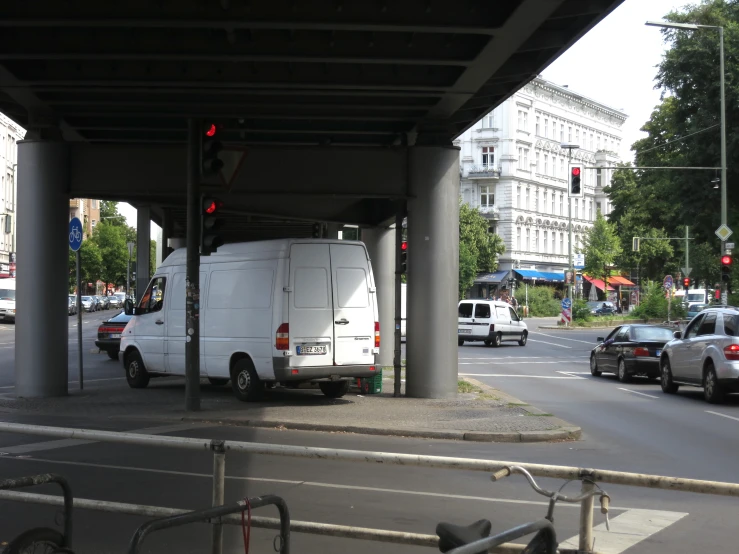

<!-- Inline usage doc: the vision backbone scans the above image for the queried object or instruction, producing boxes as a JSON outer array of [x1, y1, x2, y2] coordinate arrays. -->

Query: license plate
[[297, 345, 327, 355], [458, 329, 472, 334], [655, 349, 661, 357], [110, 333, 121, 339]]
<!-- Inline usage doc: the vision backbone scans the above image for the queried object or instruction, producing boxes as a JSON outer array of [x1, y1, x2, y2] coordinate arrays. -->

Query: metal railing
[[1, 422, 738, 554]]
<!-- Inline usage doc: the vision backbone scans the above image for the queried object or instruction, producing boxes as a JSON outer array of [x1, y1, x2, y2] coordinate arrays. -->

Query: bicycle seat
[[436, 519, 492, 553]]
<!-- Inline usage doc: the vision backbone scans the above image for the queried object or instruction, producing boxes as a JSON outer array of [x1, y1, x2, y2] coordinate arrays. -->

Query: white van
[[119, 239, 380, 401], [457, 299, 527, 347], [0, 278, 16, 322]]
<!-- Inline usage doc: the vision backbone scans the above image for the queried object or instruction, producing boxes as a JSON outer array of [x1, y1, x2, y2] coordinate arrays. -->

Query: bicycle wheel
[[3, 528, 66, 554]]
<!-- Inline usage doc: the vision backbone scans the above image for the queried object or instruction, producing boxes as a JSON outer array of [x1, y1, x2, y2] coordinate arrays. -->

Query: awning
[[609, 276, 635, 286], [514, 269, 546, 280], [537, 271, 565, 282], [475, 270, 509, 284], [583, 275, 615, 292]]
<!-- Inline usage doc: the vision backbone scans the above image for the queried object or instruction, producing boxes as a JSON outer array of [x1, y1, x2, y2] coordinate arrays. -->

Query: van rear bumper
[[273, 357, 377, 381]]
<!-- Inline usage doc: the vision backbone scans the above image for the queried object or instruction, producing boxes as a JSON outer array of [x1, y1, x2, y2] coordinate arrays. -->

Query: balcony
[[479, 205, 499, 219], [465, 165, 501, 179]]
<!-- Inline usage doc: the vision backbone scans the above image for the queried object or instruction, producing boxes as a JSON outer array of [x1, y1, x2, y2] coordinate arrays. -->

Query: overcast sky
[[121, 0, 690, 229]]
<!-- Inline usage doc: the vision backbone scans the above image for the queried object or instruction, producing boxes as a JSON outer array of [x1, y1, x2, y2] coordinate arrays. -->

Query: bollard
[[211, 440, 226, 554]]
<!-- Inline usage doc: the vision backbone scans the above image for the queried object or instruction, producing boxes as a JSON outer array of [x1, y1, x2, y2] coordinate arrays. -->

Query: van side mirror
[[596, 337, 604, 343], [673, 331, 681, 339], [124, 299, 134, 316]]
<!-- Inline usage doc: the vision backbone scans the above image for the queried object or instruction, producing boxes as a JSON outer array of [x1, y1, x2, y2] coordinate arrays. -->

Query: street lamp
[[127, 241, 135, 299], [645, 20, 727, 245], [561, 142, 580, 303]]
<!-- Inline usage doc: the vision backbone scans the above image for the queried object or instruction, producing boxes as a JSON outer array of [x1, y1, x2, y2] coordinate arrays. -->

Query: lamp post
[[127, 241, 135, 298], [646, 21, 727, 243], [561, 143, 580, 304]]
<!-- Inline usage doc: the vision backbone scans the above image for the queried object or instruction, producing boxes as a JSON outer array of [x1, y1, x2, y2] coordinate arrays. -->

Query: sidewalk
[[0, 376, 580, 443]]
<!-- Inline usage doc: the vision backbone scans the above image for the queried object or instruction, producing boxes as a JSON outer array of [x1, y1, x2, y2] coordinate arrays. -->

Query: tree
[[93, 222, 129, 288], [68, 239, 103, 293], [99, 200, 128, 227], [579, 211, 622, 291], [459, 202, 506, 298]]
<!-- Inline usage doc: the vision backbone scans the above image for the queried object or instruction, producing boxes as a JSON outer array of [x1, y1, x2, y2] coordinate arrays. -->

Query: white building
[[455, 77, 626, 290], [0, 113, 25, 278]]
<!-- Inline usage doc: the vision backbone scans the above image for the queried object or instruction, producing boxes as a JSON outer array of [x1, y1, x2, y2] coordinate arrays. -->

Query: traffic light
[[400, 241, 408, 273], [569, 163, 583, 197], [200, 122, 224, 178], [312, 223, 321, 238], [721, 254, 732, 282], [683, 277, 690, 290], [201, 196, 224, 256]]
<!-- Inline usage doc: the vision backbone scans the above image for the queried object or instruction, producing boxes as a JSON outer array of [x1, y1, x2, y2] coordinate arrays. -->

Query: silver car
[[660, 307, 739, 403]]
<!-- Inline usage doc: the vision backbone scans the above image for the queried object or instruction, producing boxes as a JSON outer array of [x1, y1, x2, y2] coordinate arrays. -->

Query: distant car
[[687, 303, 708, 319], [97, 296, 110, 310], [96, 310, 132, 360], [81, 296, 96, 312], [108, 295, 122, 309], [590, 324, 675, 382], [660, 307, 739, 403], [586, 301, 616, 316], [67, 296, 77, 316]]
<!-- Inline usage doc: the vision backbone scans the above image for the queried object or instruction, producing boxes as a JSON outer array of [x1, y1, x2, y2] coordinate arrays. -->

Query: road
[[0, 316, 738, 553]]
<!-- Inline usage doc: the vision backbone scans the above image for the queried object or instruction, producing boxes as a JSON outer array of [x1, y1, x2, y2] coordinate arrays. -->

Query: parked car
[[81, 296, 96, 312], [108, 295, 122, 309], [590, 324, 675, 382], [96, 310, 132, 360], [457, 299, 527, 347], [67, 296, 77, 316], [660, 307, 739, 403], [586, 301, 616, 316], [0, 278, 16, 322], [687, 303, 708, 319], [97, 295, 110, 310]]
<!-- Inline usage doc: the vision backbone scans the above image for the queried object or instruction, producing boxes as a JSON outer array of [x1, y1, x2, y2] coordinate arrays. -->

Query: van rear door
[[288, 243, 334, 368], [330, 244, 375, 366]]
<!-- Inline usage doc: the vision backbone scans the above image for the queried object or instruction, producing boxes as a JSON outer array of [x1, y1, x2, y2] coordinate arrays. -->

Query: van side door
[[135, 276, 167, 373]]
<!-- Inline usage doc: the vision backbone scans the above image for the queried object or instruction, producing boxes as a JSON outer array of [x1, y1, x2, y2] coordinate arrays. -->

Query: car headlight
[[8, 309, 15, 314]]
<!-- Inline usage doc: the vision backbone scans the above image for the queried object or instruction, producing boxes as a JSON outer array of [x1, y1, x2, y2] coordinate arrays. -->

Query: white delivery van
[[119, 239, 380, 401], [457, 299, 527, 347], [0, 278, 16, 322]]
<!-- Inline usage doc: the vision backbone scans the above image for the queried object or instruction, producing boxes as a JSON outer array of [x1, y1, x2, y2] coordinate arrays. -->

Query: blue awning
[[475, 270, 509, 284], [513, 269, 546, 280], [537, 271, 565, 282]]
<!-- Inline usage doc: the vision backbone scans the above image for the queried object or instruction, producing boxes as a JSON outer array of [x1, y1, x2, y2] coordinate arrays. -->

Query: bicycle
[[435, 466, 611, 554]]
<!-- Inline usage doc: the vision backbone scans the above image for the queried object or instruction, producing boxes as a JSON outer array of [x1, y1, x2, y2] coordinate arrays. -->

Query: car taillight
[[634, 347, 650, 357], [374, 322, 380, 348], [724, 344, 739, 361], [489, 324, 495, 333], [276, 323, 289, 350], [99, 326, 125, 334]]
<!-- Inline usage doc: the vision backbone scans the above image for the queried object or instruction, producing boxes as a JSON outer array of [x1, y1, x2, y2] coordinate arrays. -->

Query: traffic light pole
[[185, 118, 201, 412]]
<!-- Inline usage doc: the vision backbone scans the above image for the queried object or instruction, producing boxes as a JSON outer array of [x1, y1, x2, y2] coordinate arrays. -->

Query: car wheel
[[660, 356, 679, 394], [518, 332, 527, 346], [703, 363, 725, 404], [458, 339, 464, 346], [590, 354, 601, 377], [208, 377, 229, 386], [484, 340, 492, 347], [107, 350, 119, 361], [230, 358, 264, 402], [492, 333, 502, 347], [319, 381, 350, 398], [125, 350, 150, 389], [617, 358, 631, 383]]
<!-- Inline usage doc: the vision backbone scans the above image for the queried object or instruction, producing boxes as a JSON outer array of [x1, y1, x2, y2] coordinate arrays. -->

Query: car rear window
[[723, 314, 739, 336], [458, 303, 473, 318], [633, 327, 674, 342]]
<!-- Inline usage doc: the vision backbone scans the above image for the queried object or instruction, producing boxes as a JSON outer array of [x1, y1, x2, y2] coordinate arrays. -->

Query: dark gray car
[[590, 324, 675, 382]]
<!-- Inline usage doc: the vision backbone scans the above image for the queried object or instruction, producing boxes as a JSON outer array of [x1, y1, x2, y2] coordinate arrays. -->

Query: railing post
[[578, 469, 596, 553], [211, 440, 226, 554]]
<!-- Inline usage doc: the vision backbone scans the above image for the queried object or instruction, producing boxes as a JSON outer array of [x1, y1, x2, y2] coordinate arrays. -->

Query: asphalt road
[[0, 317, 738, 553]]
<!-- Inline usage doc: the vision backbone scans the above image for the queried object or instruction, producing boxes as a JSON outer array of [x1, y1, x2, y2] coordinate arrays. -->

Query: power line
[[635, 123, 719, 155]]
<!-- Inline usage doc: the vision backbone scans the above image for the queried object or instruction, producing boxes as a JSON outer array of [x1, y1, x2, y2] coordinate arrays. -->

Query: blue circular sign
[[69, 217, 83, 252], [663, 275, 673, 290], [562, 297, 572, 309]]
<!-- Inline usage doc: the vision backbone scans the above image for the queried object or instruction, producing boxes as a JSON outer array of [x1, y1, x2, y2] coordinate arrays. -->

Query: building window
[[590, 133, 594, 150], [551, 192, 555, 213], [596, 201, 602, 214], [485, 112, 494, 128], [574, 199, 579, 220], [544, 118, 549, 138], [560, 232, 564, 254], [482, 146, 494, 168], [525, 188, 530, 210], [517, 185, 521, 208], [568, 126, 572, 142], [536, 116, 540, 135], [523, 111, 528, 131], [518, 110, 523, 130], [534, 230, 539, 252], [560, 124, 564, 142], [597, 136, 601, 150], [526, 228, 530, 251], [552, 156, 557, 178], [489, 225, 497, 235], [544, 155, 549, 176], [560, 159, 564, 178], [480, 186, 494, 208], [559, 193, 564, 215], [92, 199, 99, 209], [91, 219, 97, 228], [589, 201, 593, 221], [523, 148, 529, 167], [575, 129, 580, 143], [516, 227, 521, 250], [596, 169, 602, 187], [536, 151, 540, 173], [543, 231, 548, 253], [518, 147, 523, 169], [543, 191, 548, 214]]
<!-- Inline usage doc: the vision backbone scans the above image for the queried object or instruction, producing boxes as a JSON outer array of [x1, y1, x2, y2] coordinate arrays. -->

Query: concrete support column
[[325, 223, 342, 239], [362, 226, 395, 368], [15, 141, 69, 397], [161, 208, 173, 262], [406, 146, 460, 398], [136, 206, 151, 301]]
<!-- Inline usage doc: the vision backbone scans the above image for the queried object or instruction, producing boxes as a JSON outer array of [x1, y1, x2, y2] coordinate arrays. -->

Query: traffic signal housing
[[569, 163, 583, 197], [400, 241, 408, 274], [683, 277, 690, 290], [721, 255, 732, 282], [312, 223, 321, 238], [201, 196, 224, 256], [200, 122, 224, 178]]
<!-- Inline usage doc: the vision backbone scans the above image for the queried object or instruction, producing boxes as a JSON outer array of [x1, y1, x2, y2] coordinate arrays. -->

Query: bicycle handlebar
[[491, 466, 608, 504]]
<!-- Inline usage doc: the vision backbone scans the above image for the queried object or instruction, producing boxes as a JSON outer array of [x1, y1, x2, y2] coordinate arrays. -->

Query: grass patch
[[506, 402, 529, 407], [477, 393, 499, 401], [458, 380, 480, 394], [524, 412, 554, 417]]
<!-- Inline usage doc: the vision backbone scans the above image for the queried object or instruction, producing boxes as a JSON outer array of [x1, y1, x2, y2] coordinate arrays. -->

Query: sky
[[119, 0, 690, 230]]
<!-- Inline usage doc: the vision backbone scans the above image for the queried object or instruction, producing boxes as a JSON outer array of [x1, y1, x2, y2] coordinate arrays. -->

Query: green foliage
[[579, 211, 622, 287], [514, 286, 561, 317], [459, 241, 478, 299], [99, 201, 127, 226], [572, 299, 592, 322], [69, 239, 103, 292], [459, 202, 506, 299], [93, 222, 129, 287], [632, 281, 668, 319]]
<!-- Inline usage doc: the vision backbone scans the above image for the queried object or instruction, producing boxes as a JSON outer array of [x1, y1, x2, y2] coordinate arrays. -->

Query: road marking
[[460, 361, 587, 366], [530, 331, 599, 345], [526, 339, 572, 349], [617, 388, 659, 399], [560, 509, 687, 554], [459, 373, 582, 379], [0, 423, 206, 455], [556, 371, 588, 379], [705, 410, 739, 423]]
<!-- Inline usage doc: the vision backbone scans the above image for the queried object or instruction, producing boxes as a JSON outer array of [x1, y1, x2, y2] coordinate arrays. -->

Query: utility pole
[[685, 226, 690, 285], [561, 143, 579, 308]]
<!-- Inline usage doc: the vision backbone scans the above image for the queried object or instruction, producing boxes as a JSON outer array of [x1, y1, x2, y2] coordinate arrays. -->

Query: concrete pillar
[[15, 141, 69, 397], [362, 226, 395, 368], [325, 223, 342, 239], [136, 206, 151, 301], [161, 208, 173, 262], [406, 146, 460, 398]]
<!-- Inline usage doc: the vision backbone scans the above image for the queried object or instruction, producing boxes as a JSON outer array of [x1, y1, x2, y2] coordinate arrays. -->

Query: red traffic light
[[721, 255, 732, 265], [401, 241, 408, 251], [205, 123, 217, 137], [571, 167, 581, 176], [203, 198, 223, 214], [683, 278, 690, 286]]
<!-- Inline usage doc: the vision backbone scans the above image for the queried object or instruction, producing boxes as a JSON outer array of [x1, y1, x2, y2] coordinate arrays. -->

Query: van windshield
[[0, 288, 15, 301]]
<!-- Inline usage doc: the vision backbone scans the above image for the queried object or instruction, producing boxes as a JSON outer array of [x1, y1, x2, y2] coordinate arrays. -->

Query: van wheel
[[319, 381, 350, 399], [492, 333, 502, 347], [208, 377, 229, 386], [458, 339, 464, 346], [518, 332, 527, 346], [125, 350, 150, 389], [107, 350, 119, 361], [230, 358, 263, 402]]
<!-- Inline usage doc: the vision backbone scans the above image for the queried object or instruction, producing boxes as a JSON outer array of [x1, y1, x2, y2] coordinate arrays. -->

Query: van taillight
[[724, 344, 739, 360], [276, 323, 289, 350], [374, 321, 380, 348], [489, 324, 495, 334]]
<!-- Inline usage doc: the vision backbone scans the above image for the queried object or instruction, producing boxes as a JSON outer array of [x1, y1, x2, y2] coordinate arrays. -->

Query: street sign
[[681, 267, 692, 277], [561, 297, 572, 310], [663, 275, 673, 290], [726, 242, 735, 250], [715, 224, 733, 241], [574, 254, 585, 269], [560, 308, 572, 325], [69, 217, 83, 252], [630, 291, 638, 305]]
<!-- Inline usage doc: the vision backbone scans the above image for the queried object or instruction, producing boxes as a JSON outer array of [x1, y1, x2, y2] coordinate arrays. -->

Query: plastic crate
[[356, 373, 382, 395]]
